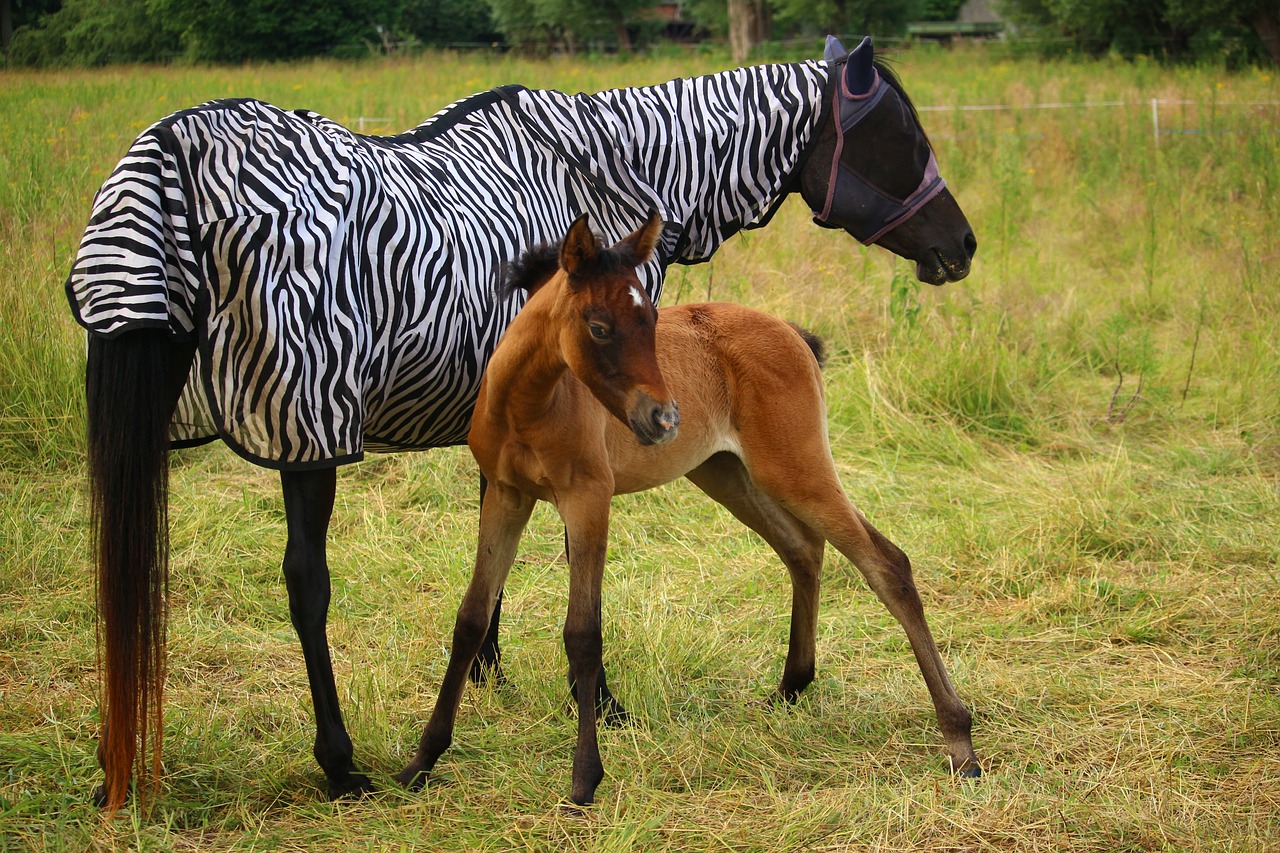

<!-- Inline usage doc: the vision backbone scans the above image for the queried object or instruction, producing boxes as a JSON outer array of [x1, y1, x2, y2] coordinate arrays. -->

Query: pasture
[[1, 44, 1278, 850]]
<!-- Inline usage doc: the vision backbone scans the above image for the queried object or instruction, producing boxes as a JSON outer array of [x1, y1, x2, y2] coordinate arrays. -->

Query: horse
[[71, 34, 977, 807], [393, 212, 980, 806]]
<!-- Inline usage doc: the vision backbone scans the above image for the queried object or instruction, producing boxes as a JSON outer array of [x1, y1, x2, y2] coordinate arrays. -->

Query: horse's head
[[799, 35, 976, 285], [558, 211, 679, 446]]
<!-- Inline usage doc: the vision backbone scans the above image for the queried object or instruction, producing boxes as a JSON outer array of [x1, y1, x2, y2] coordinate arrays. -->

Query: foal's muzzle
[[629, 394, 679, 446]]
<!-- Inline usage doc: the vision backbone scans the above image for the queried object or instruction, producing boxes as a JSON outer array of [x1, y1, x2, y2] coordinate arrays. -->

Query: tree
[[153, 0, 402, 62], [728, 0, 769, 62], [1165, 0, 1280, 64], [997, 0, 1277, 64], [400, 0, 498, 46], [767, 0, 925, 44], [484, 0, 654, 53], [6, 0, 179, 65]]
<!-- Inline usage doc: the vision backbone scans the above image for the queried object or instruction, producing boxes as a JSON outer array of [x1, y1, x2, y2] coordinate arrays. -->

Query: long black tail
[[85, 329, 187, 812]]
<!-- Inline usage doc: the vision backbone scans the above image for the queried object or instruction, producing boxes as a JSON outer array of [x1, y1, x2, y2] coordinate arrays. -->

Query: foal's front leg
[[559, 495, 612, 806], [396, 483, 535, 789]]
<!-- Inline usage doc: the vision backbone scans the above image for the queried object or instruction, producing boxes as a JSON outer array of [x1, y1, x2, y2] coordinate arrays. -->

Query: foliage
[[6, 0, 408, 64], [153, 0, 403, 62], [920, 0, 965, 22], [769, 0, 926, 41], [996, 0, 1276, 63], [400, 0, 499, 46], [6, 0, 178, 65], [484, 0, 657, 52]]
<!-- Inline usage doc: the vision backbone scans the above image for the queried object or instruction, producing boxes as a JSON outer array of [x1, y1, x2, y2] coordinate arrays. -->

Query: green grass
[[2, 45, 1279, 850]]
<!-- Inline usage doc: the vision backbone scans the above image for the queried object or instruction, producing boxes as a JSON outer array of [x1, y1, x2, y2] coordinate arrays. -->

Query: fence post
[[1151, 98, 1160, 147]]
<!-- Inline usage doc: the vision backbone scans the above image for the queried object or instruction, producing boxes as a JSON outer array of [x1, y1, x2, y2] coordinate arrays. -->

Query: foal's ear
[[617, 209, 663, 265], [844, 35, 876, 96], [560, 214, 598, 279]]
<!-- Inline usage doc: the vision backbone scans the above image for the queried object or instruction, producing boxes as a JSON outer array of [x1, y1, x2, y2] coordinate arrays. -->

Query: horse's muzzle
[[917, 232, 977, 285]]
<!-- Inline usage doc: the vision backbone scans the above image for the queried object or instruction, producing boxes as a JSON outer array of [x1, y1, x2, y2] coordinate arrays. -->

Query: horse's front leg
[[560, 496, 612, 806], [280, 468, 373, 800], [396, 483, 535, 790]]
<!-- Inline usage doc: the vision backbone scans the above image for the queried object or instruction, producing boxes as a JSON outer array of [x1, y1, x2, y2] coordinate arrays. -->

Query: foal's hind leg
[[280, 468, 374, 800], [686, 452, 825, 701], [470, 474, 508, 686], [743, 450, 980, 776], [828, 511, 980, 776]]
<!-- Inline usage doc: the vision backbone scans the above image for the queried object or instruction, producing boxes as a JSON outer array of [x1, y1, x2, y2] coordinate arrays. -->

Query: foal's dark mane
[[501, 245, 560, 298], [501, 235, 645, 299]]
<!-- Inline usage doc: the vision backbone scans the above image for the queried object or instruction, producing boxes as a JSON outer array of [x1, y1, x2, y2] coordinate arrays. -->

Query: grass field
[[2, 43, 1279, 850]]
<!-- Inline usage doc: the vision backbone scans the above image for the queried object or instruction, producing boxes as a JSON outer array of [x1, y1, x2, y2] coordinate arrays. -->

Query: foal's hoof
[[328, 772, 376, 801], [952, 759, 982, 779]]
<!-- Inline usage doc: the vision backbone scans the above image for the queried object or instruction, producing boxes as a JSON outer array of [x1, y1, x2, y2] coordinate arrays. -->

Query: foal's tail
[[85, 330, 182, 813], [789, 323, 828, 369]]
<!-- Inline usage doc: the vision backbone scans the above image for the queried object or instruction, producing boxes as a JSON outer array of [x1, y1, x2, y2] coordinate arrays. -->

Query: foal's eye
[[588, 323, 612, 342]]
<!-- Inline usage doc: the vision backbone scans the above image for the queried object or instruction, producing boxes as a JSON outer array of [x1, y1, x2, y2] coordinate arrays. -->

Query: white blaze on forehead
[[630, 286, 646, 308]]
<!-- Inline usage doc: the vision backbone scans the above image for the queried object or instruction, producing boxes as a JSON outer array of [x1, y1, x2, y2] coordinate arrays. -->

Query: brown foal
[[395, 211, 980, 805]]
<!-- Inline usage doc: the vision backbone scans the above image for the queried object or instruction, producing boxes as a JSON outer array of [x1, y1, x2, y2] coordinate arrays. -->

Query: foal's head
[[512, 211, 679, 446]]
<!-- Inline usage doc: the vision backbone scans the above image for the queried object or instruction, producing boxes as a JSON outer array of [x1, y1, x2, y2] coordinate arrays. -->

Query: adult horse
[[67, 35, 975, 808]]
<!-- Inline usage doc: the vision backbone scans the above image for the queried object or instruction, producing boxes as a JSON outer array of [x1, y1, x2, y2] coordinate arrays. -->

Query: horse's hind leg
[[744, 452, 980, 776], [280, 468, 374, 800], [686, 452, 825, 701]]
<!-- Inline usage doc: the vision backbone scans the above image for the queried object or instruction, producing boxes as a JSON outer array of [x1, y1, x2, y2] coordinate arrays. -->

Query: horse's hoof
[[328, 773, 376, 801], [469, 658, 508, 687], [562, 791, 595, 811], [600, 697, 633, 728], [91, 784, 110, 809], [953, 760, 982, 779], [393, 765, 427, 792]]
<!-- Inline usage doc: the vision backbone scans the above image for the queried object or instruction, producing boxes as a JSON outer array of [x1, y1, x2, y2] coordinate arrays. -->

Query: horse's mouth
[[916, 250, 971, 286]]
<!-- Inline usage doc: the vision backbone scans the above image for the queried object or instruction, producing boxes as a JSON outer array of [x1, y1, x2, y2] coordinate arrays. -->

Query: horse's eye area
[[588, 322, 612, 342]]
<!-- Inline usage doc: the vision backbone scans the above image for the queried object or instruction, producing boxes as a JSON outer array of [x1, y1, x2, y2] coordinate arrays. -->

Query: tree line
[[2, 0, 1275, 65]]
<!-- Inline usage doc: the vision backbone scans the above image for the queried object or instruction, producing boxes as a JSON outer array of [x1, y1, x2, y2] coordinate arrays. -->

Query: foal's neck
[[483, 280, 574, 419]]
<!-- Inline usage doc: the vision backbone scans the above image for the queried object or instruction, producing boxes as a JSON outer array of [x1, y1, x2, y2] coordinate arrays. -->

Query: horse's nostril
[[964, 231, 978, 259]]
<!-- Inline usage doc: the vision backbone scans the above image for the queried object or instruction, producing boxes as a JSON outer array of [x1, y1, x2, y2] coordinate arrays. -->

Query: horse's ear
[[823, 35, 847, 62], [617, 209, 663, 264], [560, 213, 597, 280], [844, 35, 876, 96]]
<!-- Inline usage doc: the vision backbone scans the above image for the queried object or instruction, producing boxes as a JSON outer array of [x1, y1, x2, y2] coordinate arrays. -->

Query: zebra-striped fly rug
[[67, 63, 828, 468]]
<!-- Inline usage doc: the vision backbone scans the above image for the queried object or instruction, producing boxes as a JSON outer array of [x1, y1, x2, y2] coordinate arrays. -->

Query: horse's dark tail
[[789, 323, 828, 369], [85, 329, 186, 813]]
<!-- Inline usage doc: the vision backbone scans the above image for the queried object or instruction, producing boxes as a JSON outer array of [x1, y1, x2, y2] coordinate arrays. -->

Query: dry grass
[[2, 44, 1278, 851]]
